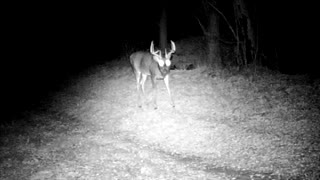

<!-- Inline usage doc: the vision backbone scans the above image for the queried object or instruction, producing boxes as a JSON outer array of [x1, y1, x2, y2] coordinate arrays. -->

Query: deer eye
[[158, 60, 165, 67], [165, 59, 171, 66]]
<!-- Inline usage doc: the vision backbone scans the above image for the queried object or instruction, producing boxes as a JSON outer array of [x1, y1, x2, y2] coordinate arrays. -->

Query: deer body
[[130, 52, 165, 79], [130, 41, 176, 109]]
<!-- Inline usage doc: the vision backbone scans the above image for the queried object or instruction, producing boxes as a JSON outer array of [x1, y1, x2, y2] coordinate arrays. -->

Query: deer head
[[150, 41, 176, 77]]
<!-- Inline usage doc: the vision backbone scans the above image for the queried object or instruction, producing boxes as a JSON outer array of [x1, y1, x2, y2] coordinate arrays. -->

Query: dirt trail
[[1, 62, 319, 180], [26, 65, 231, 179]]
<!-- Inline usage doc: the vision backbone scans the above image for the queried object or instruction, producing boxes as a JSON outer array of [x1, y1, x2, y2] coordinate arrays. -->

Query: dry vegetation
[[1, 49, 320, 179]]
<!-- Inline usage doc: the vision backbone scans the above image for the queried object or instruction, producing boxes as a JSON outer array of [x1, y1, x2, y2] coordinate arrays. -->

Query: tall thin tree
[[160, 7, 167, 54], [233, 0, 257, 66], [198, 0, 222, 71]]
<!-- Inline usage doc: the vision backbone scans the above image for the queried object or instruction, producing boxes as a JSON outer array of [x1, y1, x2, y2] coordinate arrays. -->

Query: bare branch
[[196, 17, 208, 36], [207, 2, 238, 41]]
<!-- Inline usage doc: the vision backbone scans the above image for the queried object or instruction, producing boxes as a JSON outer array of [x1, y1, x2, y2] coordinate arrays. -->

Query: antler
[[165, 40, 176, 59], [150, 41, 161, 57]]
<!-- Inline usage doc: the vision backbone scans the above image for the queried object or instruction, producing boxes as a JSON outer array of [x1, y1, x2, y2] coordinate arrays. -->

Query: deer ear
[[152, 55, 160, 62]]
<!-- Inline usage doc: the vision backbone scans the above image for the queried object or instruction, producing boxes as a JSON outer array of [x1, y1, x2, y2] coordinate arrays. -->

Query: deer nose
[[159, 66, 170, 76]]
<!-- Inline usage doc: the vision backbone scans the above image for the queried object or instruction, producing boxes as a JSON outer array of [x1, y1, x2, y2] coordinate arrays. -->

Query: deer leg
[[151, 75, 158, 109], [140, 74, 147, 94], [136, 72, 142, 108], [164, 75, 175, 108], [139, 74, 148, 107]]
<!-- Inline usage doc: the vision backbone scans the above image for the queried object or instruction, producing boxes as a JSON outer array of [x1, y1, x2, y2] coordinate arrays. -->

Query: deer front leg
[[164, 75, 175, 108], [151, 76, 158, 109]]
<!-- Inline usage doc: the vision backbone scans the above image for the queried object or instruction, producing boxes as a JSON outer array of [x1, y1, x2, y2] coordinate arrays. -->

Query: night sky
[[3, 1, 316, 116]]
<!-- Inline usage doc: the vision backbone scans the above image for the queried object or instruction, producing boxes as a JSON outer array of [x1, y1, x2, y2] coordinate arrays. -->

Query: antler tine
[[170, 40, 176, 52], [150, 41, 160, 56], [150, 41, 154, 53], [166, 40, 176, 58]]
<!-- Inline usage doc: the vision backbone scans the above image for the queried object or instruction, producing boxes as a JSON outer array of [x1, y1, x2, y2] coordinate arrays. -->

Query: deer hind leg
[[138, 74, 148, 108], [135, 71, 143, 108], [164, 75, 175, 108], [135, 71, 145, 108], [140, 74, 148, 94]]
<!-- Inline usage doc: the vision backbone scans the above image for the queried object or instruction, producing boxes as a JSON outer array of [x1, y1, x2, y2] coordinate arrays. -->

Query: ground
[[1, 60, 319, 180]]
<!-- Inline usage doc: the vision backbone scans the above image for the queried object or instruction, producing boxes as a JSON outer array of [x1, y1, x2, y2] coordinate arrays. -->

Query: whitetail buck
[[130, 41, 176, 109]]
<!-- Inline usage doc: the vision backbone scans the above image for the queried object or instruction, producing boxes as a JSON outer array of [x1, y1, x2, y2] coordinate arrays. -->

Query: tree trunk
[[233, 0, 256, 66], [160, 8, 167, 54], [207, 12, 221, 70]]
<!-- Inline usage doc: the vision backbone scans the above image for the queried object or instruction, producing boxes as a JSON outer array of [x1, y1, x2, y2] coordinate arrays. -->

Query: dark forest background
[[3, 0, 317, 117]]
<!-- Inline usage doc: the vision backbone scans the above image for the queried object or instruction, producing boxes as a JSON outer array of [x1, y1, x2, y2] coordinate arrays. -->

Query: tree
[[159, 7, 167, 54], [233, 0, 257, 66], [198, 0, 222, 71], [199, 0, 260, 70]]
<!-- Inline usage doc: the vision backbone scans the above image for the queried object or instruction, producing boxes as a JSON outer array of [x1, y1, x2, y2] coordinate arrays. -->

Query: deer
[[130, 41, 176, 109]]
